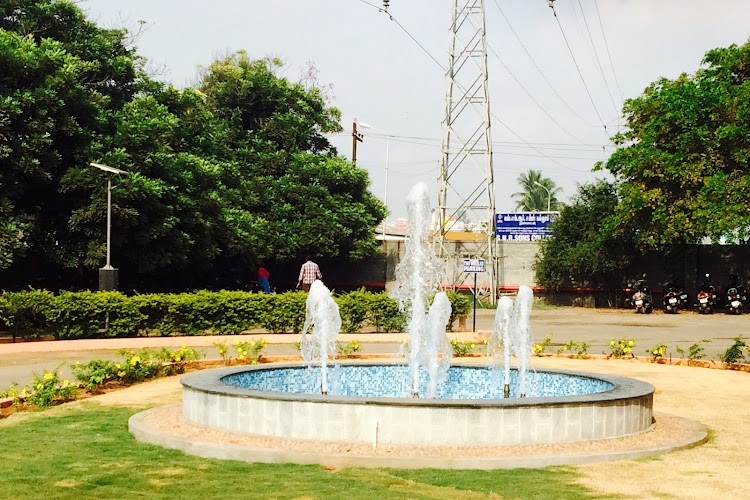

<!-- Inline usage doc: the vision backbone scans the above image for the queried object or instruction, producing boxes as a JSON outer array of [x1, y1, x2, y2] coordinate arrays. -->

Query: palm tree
[[511, 169, 563, 212]]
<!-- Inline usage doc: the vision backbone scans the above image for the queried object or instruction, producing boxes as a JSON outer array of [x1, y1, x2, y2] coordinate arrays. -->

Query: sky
[[82, 0, 749, 220]]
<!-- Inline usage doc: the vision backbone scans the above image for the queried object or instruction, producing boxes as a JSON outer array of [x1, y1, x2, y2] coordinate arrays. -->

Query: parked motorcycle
[[662, 277, 689, 313], [630, 274, 653, 314], [697, 273, 718, 314], [662, 280, 682, 314], [725, 273, 746, 315]]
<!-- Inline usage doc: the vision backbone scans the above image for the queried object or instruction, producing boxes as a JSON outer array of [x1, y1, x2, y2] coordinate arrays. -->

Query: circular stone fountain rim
[[181, 361, 654, 409]]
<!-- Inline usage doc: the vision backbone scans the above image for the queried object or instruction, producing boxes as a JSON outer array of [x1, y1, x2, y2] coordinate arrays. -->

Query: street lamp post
[[90, 162, 128, 290], [534, 181, 551, 212]]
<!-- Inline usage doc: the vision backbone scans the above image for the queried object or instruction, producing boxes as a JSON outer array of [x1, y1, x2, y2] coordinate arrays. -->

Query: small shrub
[[720, 336, 747, 364], [609, 338, 635, 358], [676, 339, 711, 361], [648, 343, 667, 362], [446, 291, 471, 332], [533, 334, 553, 356], [234, 339, 266, 364], [213, 341, 231, 363], [156, 345, 201, 374], [25, 368, 77, 407], [576, 341, 589, 359], [117, 349, 162, 382], [557, 339, 579, 356], [72, 359, 119, 392], [450, 340, 476, 357], [0, 383, 20, 400], [336, 340, 361, 356]]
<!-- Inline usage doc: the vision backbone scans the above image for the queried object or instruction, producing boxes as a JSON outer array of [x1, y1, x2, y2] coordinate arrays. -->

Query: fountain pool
[[180, 361, 654, 447]]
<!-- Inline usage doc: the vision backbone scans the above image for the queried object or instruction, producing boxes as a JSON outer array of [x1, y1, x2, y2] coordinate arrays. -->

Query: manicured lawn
[[0, 403, 612, 499]]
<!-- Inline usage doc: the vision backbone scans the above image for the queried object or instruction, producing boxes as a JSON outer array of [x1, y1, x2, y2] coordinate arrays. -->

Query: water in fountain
[[391, 182, 451, 397], [487, 295, 514, 397], [301, 280, 341, 394], [487, 286, 534, 397]]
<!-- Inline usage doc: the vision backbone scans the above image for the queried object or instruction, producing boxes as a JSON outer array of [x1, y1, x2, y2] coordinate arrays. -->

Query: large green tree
[[0, 0, 140, 276], [603, 40, 750, 248], [535, 181, 639, 292], [511, 169, 563, 212]]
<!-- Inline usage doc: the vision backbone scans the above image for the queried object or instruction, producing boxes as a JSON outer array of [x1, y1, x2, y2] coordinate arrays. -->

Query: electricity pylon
[[436, 0, 496, 302]]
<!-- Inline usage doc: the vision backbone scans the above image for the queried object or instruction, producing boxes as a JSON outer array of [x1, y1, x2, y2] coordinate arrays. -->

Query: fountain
[[130, 182, 672, 468], [391, 182, 452, 398], [300, 280, 340, 395]]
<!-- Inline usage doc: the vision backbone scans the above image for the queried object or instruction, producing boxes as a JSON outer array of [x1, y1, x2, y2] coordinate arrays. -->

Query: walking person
[[297, 258, 322, 292], [257, 265, 271, 293]]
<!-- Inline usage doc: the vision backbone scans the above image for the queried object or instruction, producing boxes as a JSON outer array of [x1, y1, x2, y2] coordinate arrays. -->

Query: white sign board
[[463, 258, 485, 273]]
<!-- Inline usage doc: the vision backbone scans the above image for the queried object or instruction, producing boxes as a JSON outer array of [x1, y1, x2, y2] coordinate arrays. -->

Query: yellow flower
[[20, 389, 28, 397], [37, 383, 43, 390], [115, 363, 121, 369], [44, 372, 54, 381], [62, 379, 70, 388], [129, 356, 141, 366], [117, 371, 126, 377], [628, 340, 635, 347]]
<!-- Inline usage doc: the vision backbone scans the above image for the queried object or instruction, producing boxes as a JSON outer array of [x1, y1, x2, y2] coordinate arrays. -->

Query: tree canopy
[[511, 169, 563, 212], [0, 1, 385, 290], [535, 180, 639, 291], [602, 40, 750, 248]]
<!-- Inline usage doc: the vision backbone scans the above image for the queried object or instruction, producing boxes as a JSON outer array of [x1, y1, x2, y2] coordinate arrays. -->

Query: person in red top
[[257, 266, 271, 293], [297, 259, 322, 292]]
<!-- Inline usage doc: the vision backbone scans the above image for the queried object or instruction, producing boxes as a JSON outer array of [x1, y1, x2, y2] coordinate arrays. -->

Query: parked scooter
[[661, 277, 683, 314], [725, 273, 746, 315], [696, 273, 718, 314], [630, 274, 653, 314]]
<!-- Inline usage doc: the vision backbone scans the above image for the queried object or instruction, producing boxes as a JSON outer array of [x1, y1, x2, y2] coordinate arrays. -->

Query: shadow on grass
[[0, 403, 614, 499]]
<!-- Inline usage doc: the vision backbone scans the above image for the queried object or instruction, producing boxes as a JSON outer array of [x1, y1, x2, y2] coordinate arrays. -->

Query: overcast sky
[[82, 0, 749, 220]]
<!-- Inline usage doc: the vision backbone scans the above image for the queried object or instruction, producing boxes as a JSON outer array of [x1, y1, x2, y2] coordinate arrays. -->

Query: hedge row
[[0, 289, 472, 340]]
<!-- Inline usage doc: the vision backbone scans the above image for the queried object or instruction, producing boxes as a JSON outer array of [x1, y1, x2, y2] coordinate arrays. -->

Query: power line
[[593, 0, 625, 103], [547, 1, 610, 134], [575, 0, 620, 116], [488, 0, 599, 128], [466, 15, 588, 144], [359, 4, 600, 174]]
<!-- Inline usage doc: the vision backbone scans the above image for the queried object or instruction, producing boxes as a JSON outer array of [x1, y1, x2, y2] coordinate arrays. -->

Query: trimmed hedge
[[0, 289, 471, 340], [0, 290, 448, 339]]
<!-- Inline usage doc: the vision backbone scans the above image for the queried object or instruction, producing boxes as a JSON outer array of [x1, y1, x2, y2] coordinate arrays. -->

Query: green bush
[[336, 288, 371, 333], [368, 292, 405, 332], [0, 288, 416, 339], [46, 291, 146, 339], [2, 289, 55, 338], [261, 292, 306, 333], [720, 336, 746, 364], [446, 290, 472, 331]]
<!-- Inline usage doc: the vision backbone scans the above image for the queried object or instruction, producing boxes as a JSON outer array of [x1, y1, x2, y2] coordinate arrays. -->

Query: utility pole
[[351, 118, 363, 164]]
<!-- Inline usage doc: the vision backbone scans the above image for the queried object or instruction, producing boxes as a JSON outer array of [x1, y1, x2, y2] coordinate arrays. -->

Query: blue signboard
[[495, 212, 559, 242]]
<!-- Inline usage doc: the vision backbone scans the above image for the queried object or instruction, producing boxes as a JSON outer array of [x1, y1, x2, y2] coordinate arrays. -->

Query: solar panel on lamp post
[[90, 162, 128, 290]]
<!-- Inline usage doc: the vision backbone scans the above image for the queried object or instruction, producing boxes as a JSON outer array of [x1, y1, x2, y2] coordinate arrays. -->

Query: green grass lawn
[[0, 403, 614, 499]]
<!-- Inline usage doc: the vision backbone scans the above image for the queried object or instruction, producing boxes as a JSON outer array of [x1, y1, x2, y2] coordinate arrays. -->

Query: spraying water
[[487, 296, 514, 397], [423, 291, 453, 398], [301, 280, 341, 394], [510, 286, 534, 397], [487, 287, 534, 397], [391, 182, 449, 397]]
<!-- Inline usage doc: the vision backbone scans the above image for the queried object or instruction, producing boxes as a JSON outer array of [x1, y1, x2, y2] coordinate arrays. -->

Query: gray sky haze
[[82, 0, 749, 219]]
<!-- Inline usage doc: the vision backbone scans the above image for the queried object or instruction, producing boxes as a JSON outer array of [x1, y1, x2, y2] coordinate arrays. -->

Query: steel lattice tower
[[437, 0, 496, 301]]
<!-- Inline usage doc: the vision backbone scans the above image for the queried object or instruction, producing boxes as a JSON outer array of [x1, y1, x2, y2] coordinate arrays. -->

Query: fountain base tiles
[[178, 361, 654, 448]]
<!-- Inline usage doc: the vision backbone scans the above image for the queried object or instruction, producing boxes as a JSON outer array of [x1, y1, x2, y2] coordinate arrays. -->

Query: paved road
[[1, 307, 747, 388]]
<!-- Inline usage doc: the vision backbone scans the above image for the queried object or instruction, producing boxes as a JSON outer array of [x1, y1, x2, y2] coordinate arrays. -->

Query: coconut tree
[[511, 169, 563, 211]]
